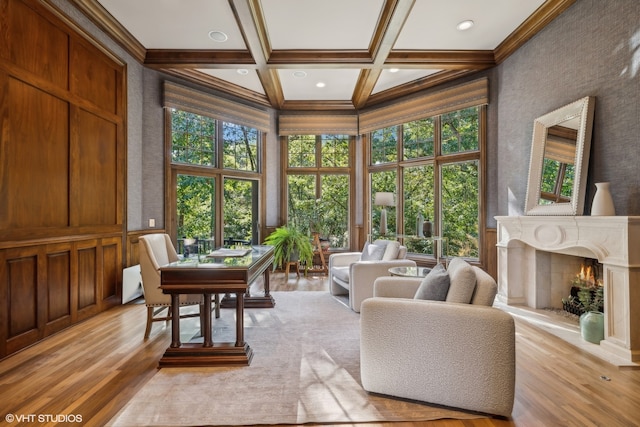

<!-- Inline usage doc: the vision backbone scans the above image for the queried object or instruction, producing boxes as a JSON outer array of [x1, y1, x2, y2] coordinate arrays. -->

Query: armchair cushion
[[445, 257, 477, 304], [331, 266, 350, 283], [413, 263, 449, 301], [381, 240, 401, 260], [360, 242, 385, 261]]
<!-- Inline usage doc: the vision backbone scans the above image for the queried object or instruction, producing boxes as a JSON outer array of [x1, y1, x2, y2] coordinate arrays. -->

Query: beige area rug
[[108, 291, 483, 426]]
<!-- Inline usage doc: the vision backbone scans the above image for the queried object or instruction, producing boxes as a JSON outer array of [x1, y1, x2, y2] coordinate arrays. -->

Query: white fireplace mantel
[[496, 215, 640, 364]]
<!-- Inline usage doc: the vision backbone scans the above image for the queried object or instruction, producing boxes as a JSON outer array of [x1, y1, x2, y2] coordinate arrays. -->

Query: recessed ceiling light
[[237, 69, 249, 75], [316, 82, 326, 88], [456, 20, 474, 31], [293, 71, 307, 78], [208, 30, 228, 42], [389, 68, 400, 73]]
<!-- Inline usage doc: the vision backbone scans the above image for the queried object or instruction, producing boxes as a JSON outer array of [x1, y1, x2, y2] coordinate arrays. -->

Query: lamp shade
[[374, 192, 394, 207]]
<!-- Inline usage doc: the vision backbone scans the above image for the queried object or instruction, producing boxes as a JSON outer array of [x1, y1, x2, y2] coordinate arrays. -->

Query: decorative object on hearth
[[580, 311, 605, 344], [577, 280, 604, 344], [590, 182, 615, 216], [374, 192, 394, 235]]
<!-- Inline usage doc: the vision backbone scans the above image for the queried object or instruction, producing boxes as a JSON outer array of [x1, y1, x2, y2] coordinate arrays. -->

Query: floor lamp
[[374, 192, 394, 235]]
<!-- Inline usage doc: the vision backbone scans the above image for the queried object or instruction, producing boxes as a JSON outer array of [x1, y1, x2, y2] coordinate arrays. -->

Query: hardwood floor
[[1, 272, 639, 426]]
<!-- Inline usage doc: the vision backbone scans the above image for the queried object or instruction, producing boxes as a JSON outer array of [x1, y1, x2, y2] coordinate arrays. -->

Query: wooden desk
[[158, 245, 274, 367]]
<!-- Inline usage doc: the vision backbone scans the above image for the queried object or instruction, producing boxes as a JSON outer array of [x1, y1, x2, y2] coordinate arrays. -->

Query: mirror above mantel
[[524, 96, 595, 216]]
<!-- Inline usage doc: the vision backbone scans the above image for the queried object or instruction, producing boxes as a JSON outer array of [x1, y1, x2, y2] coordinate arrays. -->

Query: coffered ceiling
[[71, 0, 575, 111]]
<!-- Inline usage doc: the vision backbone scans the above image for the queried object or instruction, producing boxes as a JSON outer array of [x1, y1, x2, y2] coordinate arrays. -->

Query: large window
[[286, 134, 351, 249], [368, 106, 483, 260], [169, 109, 261, 251]]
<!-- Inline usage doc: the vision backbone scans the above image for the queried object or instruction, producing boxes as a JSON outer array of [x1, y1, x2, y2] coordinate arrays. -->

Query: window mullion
[[434, 115, 442, 237], [316, 136, 322, 200], [397, 125, 404, 162], [397, 164, 405, 235], [216, 119, 224, 170]]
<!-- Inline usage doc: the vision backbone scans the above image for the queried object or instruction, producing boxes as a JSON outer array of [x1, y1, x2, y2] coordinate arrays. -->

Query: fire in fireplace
[[562, 259, 604, 316]]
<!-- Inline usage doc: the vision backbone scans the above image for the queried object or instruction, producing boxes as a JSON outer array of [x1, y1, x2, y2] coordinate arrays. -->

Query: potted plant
[[263, 225, 313, 272]]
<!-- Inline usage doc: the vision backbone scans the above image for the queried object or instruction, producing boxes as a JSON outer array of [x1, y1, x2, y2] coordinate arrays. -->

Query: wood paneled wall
[[0, 0, 126, 359], [484, 228, 497, 280]]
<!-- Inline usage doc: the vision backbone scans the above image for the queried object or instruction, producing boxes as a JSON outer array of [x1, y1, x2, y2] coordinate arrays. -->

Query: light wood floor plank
[[1, 273, 639, 426]]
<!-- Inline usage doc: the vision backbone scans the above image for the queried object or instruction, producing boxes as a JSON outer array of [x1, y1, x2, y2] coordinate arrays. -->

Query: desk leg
[[203, 293, 213, 347], [235, 291, 244, 347], [170, 294, 181, 348], [263, 269, 271, 298], [159, 290, 253, 368]]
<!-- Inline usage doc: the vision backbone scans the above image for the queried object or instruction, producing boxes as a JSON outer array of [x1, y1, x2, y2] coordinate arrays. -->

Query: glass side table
[[388, 266, 432, 278]]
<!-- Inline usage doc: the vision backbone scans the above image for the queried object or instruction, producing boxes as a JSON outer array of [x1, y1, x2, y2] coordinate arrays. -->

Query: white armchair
[[328, 240, 416, 312], [360, 258, 516, 417]]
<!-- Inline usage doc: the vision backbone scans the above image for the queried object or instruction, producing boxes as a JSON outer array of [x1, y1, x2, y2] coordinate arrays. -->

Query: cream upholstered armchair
[[138, 234, 219, 339], [360, 258, 516, 417], [328, 239, 416, 312]]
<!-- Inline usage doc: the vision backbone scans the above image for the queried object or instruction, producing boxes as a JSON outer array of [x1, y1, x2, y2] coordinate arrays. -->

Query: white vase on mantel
[[591, 182, 615, 216]]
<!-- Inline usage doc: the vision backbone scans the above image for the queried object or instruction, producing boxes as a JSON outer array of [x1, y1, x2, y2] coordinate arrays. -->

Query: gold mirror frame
[[525, 96, 595, 215]]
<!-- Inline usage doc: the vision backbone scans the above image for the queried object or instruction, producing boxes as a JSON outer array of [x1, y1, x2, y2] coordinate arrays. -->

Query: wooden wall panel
[[70, 39, 117, 114], [77, 245, 97, 312], [72, 109, 118, 226], [0, 78, 69, 233], [8, 253, 38, 338], [6, 0, 68, 88], [46, 246, 71, 326], [101, 237, 121, 302], [5, 248, 40, 355], [484, 228, 497, 280]]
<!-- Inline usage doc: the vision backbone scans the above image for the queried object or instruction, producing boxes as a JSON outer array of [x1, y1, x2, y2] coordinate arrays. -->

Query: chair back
[[370, 239, 408, 260], [139, 234, 179, 306]]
